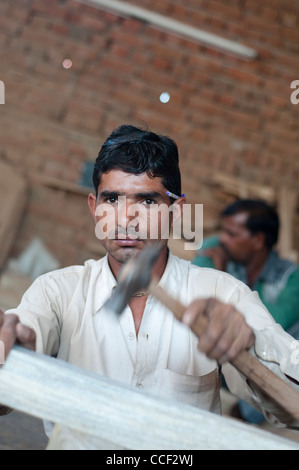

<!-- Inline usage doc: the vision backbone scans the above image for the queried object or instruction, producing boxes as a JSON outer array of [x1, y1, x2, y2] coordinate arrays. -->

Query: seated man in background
[[193, 199, 299, 422]]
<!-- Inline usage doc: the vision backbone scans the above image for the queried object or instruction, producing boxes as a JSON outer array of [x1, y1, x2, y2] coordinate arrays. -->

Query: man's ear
[[88, 193, 97, 222], [253, 231, 266, 250]]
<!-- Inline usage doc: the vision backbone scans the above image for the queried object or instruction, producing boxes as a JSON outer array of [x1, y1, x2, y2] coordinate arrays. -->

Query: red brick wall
[[0, 0, 298, 266]]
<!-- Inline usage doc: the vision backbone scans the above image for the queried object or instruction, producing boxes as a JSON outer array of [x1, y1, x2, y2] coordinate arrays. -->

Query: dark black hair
[[93, 125, 181, 200], [221, 199, 280, 249]]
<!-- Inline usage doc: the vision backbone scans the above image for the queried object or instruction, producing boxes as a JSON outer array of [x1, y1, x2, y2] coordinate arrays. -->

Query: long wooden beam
[[0, 347, 298, 450], [76, 0, 257, 60]]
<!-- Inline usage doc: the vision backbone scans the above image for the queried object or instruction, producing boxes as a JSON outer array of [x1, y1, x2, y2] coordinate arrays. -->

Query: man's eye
[[142, 199, 155, 205], [106, 197, 118, 204]]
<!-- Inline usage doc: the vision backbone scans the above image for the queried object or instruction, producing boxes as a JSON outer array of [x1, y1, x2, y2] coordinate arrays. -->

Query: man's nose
[[117, 198, 137, 227]]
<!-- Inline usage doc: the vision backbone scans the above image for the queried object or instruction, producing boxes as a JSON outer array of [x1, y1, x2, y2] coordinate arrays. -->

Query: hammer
[[105, 244, 299, 421]]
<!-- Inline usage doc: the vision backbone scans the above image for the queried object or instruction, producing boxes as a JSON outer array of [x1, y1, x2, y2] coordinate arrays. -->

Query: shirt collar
[[258, 250, 294, 283], [228, 250, 294, 286], [93, 255, 117, 315], [93, 250, 178, 316], [258, 251, 279, 282], [156, 251, 178, 293]]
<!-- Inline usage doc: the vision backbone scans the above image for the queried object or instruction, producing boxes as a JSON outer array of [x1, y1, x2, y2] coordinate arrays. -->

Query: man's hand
[[182, 298, 255, 364], [0, 310, 36, 365]]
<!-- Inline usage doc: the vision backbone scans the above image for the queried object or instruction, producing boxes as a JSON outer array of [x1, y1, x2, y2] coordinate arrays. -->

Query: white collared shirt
[[6, 252, 299, 425]]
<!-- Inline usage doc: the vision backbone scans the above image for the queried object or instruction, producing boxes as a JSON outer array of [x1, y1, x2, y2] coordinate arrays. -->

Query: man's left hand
[[182, 298, 255, 364]]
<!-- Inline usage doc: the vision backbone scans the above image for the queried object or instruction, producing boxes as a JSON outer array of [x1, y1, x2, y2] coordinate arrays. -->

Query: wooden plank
[[0, 347, 299, 450], [277, 187, 298, 262], [29, 173, 91, 196], [76, 0, 257, 59], [212, 172, 275, 202]]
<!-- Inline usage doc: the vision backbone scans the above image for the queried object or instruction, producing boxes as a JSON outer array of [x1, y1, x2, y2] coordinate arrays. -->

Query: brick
[[0, 16, 22, 36], [122, 17, 144, 34], [226, 67, 262, 86], [138, 67, 175, 87], [99, 57, 135, 77], [148, 43, 185, 62], [69, 13, 107, 33], [205, 0, 242, 20], [31, 0, 68, 20], [50, 23, 69, 36]]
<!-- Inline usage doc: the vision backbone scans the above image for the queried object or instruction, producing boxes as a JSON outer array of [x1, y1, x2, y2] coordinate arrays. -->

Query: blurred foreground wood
[[0, 347, 299, 450]]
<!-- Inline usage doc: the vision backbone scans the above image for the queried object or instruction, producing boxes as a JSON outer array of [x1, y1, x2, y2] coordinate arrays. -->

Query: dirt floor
[[220, 388, 299, 447], [0, 411, 48, 450], [0, 268, 48, 450]]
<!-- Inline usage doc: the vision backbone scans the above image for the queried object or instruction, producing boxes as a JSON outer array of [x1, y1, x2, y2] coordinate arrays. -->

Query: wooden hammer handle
[[150, 282, 299, 421]]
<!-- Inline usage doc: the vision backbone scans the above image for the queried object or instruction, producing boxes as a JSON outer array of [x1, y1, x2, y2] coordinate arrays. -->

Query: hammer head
[[104, 243, 163, 314]]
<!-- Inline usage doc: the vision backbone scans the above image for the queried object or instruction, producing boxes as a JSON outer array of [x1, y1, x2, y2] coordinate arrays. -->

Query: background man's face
[[89, 169, 174, 263], [219, 212, 257, 265]]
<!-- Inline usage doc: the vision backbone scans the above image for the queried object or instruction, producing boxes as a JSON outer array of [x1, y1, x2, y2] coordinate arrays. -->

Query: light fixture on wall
[[159, 92, 170, 104], [75, 0, 257, 60], [63, 59, 73, 69]]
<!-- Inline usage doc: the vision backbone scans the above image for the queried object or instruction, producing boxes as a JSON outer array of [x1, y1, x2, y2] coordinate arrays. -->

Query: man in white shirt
[[0, 125, 299, 431]]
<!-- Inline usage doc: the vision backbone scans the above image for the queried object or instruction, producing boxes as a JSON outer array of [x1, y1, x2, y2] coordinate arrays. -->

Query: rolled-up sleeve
[[223, 323, 299, 428]]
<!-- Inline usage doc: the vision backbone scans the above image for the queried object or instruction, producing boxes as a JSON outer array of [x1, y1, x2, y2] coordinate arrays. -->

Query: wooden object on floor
[[0, 268, 33, 311], [277, 187, 298, 262], [0, 347, 299, 450]]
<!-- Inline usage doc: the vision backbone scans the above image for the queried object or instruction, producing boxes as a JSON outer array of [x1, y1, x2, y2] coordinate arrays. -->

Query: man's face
[[219, 212, 259, 264], [89, 170, 179, 264]]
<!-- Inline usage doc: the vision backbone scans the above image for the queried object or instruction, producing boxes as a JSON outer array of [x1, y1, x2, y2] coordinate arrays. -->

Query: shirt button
[[128, 332, 135, 340], [136, 383, 143, 389]]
